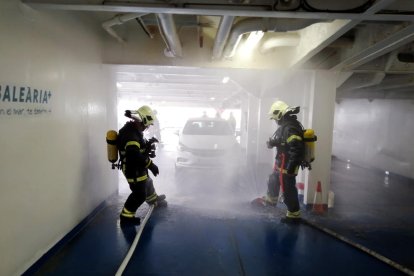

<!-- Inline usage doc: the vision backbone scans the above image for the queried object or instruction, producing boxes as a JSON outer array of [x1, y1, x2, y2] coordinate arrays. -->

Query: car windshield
[[183, 120, 233, 135]]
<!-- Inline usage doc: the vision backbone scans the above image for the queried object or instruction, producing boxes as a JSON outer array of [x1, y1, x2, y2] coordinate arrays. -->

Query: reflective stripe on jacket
[[274, 116, 305, 175], [117, 121, 151, 183]]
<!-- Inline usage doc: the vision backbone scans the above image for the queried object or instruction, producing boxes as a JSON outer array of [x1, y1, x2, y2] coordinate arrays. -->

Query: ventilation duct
[[222, 18, 325, 59], [259, 33, 300, 54], [212, 16, 235, 60]]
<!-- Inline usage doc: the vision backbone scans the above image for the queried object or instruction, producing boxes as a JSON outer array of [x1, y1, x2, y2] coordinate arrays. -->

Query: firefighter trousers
[[267, 171, 300, 213], [124, 177, 158, 213]]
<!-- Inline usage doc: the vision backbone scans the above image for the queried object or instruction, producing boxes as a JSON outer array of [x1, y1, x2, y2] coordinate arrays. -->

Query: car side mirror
[[174, 129, 180, 136]]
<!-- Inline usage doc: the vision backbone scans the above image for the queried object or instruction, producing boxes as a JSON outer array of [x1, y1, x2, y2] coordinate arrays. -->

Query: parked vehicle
[[175, 117, 242, 173]]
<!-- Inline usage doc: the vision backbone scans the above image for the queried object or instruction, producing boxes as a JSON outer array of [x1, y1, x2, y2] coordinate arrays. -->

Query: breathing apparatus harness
[[106, 110, 159, 170], [267, 108, 317, 171]]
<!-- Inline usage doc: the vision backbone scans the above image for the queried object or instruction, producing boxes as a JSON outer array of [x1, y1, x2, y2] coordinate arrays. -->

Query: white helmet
[[129, 105, 157, 127], [269, 100, 300, 121], [269, 100, 290, 121]]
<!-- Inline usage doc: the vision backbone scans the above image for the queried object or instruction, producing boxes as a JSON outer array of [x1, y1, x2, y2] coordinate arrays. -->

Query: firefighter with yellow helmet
[[117, 105, 167, 225], [252, 100, 305, 224]]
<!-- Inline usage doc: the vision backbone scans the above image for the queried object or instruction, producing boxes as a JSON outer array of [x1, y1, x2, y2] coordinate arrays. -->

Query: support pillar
[[303, 70, 337, 207], [246, 94, 260, 165]]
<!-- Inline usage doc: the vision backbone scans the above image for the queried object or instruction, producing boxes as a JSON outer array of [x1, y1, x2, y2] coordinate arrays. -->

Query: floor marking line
[[302, 218, 414, 276], [269, 205, 413, 275]]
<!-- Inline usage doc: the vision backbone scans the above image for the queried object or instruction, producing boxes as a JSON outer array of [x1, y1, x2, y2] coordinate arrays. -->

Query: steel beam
[[332, 24, 414, 71], [290, 0, 397, 68], [21, 1, 414, 21]]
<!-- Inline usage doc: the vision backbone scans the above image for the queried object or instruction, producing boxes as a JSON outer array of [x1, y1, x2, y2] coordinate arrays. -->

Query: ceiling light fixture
[[238, 31, 264, 58], [246, 31, 264, 46]]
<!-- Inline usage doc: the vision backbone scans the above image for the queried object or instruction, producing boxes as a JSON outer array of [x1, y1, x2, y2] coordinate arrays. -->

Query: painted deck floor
[[25, 146, 414, 275]]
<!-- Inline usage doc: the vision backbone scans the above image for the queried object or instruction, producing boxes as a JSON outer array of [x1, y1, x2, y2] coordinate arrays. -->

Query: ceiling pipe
[[156, 14, 183, 58], [212, 16, 235, 60], [222, 18, 325, 59], [102, 13, 147, 43], [136, 17, 154, 39]]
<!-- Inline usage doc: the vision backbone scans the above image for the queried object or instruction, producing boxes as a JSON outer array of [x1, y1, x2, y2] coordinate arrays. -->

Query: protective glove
[[266, 139, 273, 149], [148, 162, 159, 177], [267, 138, 278, 149], [145, 141, 157, 158], [124, 110, 132, 118], [148, 150, 156, 158], [147, 137, 159, 144]]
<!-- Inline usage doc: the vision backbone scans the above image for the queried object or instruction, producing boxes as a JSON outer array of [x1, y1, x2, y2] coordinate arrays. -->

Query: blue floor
[[124, 205, 402, 276], [24, 152, 414, 276], [311, 157, 414, 273]]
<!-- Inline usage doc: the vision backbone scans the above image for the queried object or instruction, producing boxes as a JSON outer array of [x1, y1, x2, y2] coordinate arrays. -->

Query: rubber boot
[[280, 216, 301, 225], [148, 194, 167, 208], [120, 215, 141, 226], [155, 194, 167, 208]]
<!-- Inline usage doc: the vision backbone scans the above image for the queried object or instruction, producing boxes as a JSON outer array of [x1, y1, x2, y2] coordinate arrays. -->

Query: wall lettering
[[0, 84, 53, 117]]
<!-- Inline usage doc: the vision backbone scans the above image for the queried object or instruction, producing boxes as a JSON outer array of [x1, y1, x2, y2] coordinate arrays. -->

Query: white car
[[175, 117, 241, 172]]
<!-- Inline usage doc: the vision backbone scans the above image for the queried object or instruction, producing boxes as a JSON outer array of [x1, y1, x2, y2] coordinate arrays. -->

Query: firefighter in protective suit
[[252, 100, 305, 224], [118, 105, 167, 225]]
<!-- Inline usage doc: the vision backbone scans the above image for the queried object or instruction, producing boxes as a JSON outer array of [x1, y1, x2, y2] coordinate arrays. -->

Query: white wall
[[303, 71, 337, 205], [0, 2, 117, 275], [333, 99, 414, 179]]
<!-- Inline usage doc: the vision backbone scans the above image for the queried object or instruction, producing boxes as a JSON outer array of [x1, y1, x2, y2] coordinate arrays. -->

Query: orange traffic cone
[[312, 181, 324, 214]]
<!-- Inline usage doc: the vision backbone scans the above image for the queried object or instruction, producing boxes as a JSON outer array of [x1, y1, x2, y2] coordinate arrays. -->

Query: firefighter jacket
[[117, 121, 152, 184], [272, 116, 305, 175]]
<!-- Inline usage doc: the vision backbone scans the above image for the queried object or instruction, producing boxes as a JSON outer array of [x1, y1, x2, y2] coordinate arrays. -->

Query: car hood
[[180, 135, 236, 150]]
